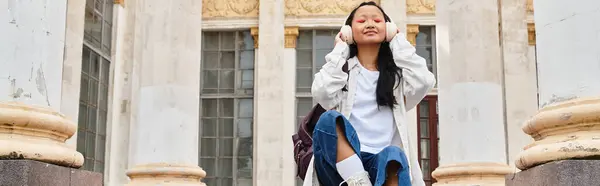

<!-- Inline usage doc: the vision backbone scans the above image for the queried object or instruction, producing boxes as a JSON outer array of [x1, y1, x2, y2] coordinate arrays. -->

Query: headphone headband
[[339, 9, 397, 44], [342, 10, 395, 26]]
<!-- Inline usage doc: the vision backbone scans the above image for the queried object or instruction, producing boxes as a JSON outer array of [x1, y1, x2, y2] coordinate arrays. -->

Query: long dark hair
[[345, 1, 402, 109]]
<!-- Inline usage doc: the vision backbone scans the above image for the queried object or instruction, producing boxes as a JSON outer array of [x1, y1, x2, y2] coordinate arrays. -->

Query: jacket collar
[[347, 56, 360, 71]]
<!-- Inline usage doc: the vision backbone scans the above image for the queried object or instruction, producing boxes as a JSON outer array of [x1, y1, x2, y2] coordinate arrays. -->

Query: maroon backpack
[[292, 62, 348, 180]]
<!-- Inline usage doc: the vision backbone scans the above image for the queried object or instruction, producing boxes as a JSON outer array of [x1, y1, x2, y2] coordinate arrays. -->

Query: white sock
[[336, 154, 365, 180]]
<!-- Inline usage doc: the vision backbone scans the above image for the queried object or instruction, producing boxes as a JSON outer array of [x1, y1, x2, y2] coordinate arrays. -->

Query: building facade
[[2, 0, 546, 185]]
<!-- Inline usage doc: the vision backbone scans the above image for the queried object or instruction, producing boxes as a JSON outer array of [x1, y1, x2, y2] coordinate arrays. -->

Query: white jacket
[[306, 33, 436, 186]]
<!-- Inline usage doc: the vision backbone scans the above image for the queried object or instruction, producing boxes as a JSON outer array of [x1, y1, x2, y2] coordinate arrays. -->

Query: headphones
[[339, 14, 398, 45]]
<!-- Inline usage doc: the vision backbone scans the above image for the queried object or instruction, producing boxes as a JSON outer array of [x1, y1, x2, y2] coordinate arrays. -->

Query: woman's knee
[[313, 110, 346, 136], [380, 146, 409, 168]]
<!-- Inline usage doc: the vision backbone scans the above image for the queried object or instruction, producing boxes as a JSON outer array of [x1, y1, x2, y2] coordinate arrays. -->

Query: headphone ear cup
[[340, 25, 354, 45], [385, 22, 398, 42]]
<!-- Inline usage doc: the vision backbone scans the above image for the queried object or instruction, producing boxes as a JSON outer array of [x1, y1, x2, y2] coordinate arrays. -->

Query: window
[[199, 31, 255, 186], [77, 0, 113, 174], [417, 96, 439, 186], [295, 29, 338, 185], [84, 0, 113, 54], [296, 30, 338, 94], [295, 29, 338, 124], [415, 26, 437, 85]]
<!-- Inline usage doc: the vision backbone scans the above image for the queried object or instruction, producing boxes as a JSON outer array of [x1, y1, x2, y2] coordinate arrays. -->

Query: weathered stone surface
[[506, 160, 600, 186], [0, 160, 102, 186]]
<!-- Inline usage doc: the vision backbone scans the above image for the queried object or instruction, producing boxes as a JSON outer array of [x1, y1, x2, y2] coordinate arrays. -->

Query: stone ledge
[[0, 160, 102, 186], [506, 160, 600, 186]]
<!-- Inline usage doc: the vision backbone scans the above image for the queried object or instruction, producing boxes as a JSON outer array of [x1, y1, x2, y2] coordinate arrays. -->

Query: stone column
[[284, 26, 300, 183], [516, 0, 600, 170], [62, 0, 87, 148], [107, 1, 136, 185], [255, 0, 293, 185], [0, 0, 83, 168], [380, 0, 407, 32], [432, 0, 513, 185], [125, 0, 205, 185], [499, 0, 538, 167]]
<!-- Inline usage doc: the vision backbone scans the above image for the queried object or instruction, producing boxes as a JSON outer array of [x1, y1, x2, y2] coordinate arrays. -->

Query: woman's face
[[351, 5, 386, 45]]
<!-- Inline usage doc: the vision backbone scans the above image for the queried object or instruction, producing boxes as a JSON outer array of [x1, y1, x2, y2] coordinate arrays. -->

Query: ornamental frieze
[[406, 0, 435, 14], [202, 0, 259, 18], [285, 0, 380, 16], [200, 0, 533, 18]]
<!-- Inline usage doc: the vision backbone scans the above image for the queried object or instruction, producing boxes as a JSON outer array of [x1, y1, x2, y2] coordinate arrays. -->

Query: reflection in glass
[[297, 30, 313, 49], [221, 52, 235, 69], [237, 119, 252, 138], [420, 139, 430, 159], [296, 69, 313, 93], [420, 119, 429, 138], [219, 118, 234, 137], [221, 32, 235, 50], [239, 99, 253, 117], [239, 51, 254, 69], [296, 50, 312, 68]]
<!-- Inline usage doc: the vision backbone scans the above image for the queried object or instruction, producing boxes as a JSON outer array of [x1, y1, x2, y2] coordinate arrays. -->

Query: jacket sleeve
[[311, 42, 350, 110], [389, 33, 436, 110]]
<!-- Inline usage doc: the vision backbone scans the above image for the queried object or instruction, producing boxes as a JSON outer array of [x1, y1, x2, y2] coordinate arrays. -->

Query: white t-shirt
[[348, 62, 396, 154]]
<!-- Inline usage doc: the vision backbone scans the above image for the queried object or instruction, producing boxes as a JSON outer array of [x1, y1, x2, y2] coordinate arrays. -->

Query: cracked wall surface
[[535, 0, 600, 108], [1, 0, 67, 110]]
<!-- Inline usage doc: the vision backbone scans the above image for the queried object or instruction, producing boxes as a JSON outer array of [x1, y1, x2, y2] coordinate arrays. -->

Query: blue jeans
[[313, 110, 411, 186]]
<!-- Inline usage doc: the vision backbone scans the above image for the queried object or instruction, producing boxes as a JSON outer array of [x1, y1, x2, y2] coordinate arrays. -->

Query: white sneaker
[[339, 171, 373, 186]]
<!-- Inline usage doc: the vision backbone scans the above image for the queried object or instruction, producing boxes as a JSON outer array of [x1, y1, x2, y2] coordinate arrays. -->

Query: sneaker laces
[[338, 171, 372, 186]]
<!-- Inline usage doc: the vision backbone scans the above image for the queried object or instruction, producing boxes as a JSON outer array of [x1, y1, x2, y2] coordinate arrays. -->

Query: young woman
[[304, 1, 435, 186]]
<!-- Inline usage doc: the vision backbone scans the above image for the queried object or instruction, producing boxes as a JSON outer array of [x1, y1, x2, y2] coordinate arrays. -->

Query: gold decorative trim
[[526, 0, 534, 13], [285, 0, 380, 16], [250, 27, 259, 48], [126, 163, 206, 186], [284, 27, 300, 48], [0, 102, 84, 168], [432, 162, 514, 185], [114, 0, 124, 6], [407, 0, 435, 14], [516, 97, 600, 170], [406, 24, 420, 46], [527, 23, 535, 46], [202, 0, 259, 18]]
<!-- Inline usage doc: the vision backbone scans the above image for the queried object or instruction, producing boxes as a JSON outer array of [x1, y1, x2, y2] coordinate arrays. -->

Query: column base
[[0, 102, 83, 168], [126, 163, 207, 186], [516, 97, 600, 170], [507, 160, 600, 186], [431, 162, 513, 186], [0, 159, 102, 186]]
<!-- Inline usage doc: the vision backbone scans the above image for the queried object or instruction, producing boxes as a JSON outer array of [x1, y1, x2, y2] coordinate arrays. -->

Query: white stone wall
[[1, 0, 68, 109], [535, 0, 600, 106]]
